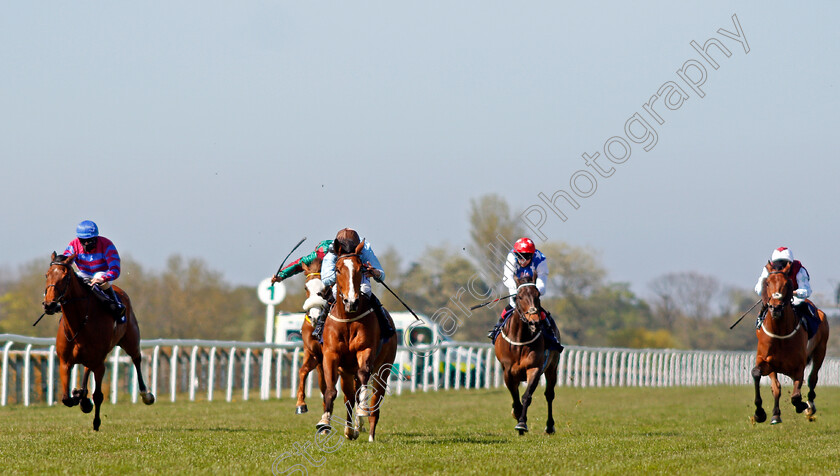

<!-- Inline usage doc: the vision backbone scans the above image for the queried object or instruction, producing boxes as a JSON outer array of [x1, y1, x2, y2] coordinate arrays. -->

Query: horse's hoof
[[315, 413, 332, 433], [62, 397, 76, 408], [296, 405, 308, 415], [806, 401, 817, 418], [753, 408, 767, 424], [515, 422, 528, 434], [93, 418, 101, 431], [770, 415, 782, 425], [141, 392, 155, 405], [80, 398, 93, 414], [344, 426, 359, 440], [545, 425, 555, 435], [794, 400, 808, 414]]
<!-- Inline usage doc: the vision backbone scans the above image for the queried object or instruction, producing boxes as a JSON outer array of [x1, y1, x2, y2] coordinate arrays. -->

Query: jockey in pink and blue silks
[[63, 220, 125, 320], [754, 246, 819, 333], [488, 237, 563, 351]]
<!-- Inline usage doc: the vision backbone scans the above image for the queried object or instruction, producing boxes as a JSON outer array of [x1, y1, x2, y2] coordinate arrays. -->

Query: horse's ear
[[66, 254, 76, 264], [781, 261, 792, 274], [51, 251, 57, 262], [354, 240, 365, 255], [765, 261, 773, 272]]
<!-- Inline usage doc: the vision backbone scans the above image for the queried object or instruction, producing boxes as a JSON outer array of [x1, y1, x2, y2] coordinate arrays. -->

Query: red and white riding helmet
[[770, 247, 793, 263], [513, 237, 536, 254]]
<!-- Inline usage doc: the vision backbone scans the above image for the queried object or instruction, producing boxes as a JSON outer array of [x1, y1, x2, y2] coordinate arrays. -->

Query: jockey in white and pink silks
[[488, 237, 563, 351]]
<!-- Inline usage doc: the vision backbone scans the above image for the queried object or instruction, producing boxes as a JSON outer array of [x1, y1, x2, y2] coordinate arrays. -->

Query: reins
[[502, 282, 542, 347], [42, 260, 92, 341]]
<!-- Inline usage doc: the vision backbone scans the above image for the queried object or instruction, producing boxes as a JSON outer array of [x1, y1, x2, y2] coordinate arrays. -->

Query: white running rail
[[2, 334, 838, 406]]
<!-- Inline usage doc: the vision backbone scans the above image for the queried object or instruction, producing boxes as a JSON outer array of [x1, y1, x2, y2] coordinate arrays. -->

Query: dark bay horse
[[294, 259, 328, 415], [317, 241, 397, 442], [43, 252, 155, 430], [752, 261, 829, 424], [494, 275, 560, 435]]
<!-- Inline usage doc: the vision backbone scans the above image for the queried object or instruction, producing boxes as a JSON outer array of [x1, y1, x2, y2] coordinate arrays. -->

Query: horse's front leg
[[316, 352, 340, 433], [91, 364, 106, 431], [295, 349, 317, 414], [503, 368, 522, 422], [340, 371, 360, 440], [769, 372, 782, 424], [77, 367, 93, 414], [516, 367, 543, 435], [751, 364, 766, 423], [791, 369, 808, 414], [59, 360, 78, 408]]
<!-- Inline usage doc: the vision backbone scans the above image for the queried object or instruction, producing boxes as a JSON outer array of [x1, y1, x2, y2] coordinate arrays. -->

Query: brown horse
[[294, 259, 328, 415], [752, 261, 829, 424], [494, 274, 561, 435], [43, 252, 155, 430], [316, 241, 397, 442]]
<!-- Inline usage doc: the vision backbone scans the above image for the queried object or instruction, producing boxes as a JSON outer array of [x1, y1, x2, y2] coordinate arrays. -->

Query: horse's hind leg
[[544, 356, 559, 435], [769, 372, 782, 424], [78, 367, 94, 413], [91, 364, 106, 431], [120, 318, 155, 405], [751, 365, 766, 423], [806, 334, 827, 418]]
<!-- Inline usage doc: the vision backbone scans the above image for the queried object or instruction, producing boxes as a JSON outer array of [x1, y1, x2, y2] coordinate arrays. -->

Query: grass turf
[[1, 385, 839, 475]]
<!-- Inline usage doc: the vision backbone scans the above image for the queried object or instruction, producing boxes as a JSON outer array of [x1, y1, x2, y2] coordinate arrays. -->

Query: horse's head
[[301, 258, 328, 319], [763, 260, 793, 319], [334, 241, 366, 313], [43, 252, 76, 315], [515, 274, 541, 333]]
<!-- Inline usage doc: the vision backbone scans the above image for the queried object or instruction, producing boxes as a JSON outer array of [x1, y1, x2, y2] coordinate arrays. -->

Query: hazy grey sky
[[2, 2, 838, 303]]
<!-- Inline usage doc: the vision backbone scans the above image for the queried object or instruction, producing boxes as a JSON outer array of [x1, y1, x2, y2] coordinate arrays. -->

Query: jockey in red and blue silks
[[63, 220, 125, 320], [488, 237, 562, 351]]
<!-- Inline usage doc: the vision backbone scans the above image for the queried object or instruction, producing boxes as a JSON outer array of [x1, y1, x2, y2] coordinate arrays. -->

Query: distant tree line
[[1, 194, 836, 355]]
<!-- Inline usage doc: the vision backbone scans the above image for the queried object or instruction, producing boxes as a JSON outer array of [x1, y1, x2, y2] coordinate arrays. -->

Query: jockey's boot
[[91, 285, 126, 322], [487, 305, 514, 341], [369, 293, 395, 340], [756, 305, 768, 329], [311, 313, 327, 341], [540, 312, 564, 352]]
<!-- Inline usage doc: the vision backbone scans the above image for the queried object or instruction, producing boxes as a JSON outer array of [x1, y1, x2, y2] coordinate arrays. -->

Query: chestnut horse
[[317, 241, 397, 442], [752, 261, 829, 424], [294, 259, 328, 415], [494, 274, 561, 435], [43, 252, 155, 430]]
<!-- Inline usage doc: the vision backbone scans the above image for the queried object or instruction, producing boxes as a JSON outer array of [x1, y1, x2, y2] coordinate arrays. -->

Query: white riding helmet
[[770, 247, 794, 263]]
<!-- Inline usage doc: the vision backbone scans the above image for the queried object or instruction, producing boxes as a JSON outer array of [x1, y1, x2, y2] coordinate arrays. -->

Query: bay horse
[[752, 261, 829, 424], [317, 241, 397, 442], [43, 252, 155, 431], [294, 259, 328, 415], [494, 274, 561, 435]]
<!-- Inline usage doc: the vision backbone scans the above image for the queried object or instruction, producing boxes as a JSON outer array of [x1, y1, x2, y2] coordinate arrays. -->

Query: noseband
[[44, 260, 74, 306]]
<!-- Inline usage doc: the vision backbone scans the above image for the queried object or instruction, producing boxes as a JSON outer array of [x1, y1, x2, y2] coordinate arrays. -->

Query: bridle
[[514, 283, 540, 324], [43, 259, 90, 342], [764, 270, 793, 319]]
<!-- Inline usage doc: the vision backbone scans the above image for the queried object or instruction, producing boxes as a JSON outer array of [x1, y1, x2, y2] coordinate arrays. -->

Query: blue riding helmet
[[76, 220, 99, 239]]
